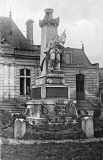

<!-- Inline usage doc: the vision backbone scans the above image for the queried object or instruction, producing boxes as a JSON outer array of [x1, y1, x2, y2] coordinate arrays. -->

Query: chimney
[[26, 19, 34, 45]]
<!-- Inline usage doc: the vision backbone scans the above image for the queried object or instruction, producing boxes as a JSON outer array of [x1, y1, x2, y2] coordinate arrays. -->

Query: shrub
[[0, 109, 14, 137], [0, 109, 14, 128]]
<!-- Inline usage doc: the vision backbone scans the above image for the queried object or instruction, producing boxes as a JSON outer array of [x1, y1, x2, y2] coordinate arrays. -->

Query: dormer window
[[64, 51, 72, 64]]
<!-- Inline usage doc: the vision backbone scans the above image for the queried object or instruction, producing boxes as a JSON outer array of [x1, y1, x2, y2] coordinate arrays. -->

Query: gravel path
[[1, 137, 103, 145]]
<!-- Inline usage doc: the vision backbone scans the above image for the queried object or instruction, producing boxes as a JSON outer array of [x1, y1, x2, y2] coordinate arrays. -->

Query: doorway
[[76, 74, 85, 101]]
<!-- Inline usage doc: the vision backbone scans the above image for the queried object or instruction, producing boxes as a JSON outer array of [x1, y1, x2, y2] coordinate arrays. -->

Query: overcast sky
[[0, 0, 103, 67]]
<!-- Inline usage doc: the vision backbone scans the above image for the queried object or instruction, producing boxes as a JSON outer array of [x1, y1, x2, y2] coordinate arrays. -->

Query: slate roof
[[0, 17, 35, 50], [64, 47, 91, 66]]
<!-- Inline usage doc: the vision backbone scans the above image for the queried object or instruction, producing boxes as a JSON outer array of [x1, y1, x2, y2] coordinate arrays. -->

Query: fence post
[[81, 117, 94, 138], [14, 118, 26, 139]]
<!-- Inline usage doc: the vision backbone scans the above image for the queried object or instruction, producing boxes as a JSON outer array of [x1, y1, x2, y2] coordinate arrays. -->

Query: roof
[[64, 47, 91, 65], [0, 17, 94, 66], [0, 17, 35, 50]]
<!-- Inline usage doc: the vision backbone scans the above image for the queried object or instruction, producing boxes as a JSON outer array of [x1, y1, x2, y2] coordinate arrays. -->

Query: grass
[[1, 119, 103, 159], [1, 110, 103, 159], [1, 141, 103, 160]]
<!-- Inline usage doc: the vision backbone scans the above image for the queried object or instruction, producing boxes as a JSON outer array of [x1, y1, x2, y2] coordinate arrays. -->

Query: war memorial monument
[[14, 9, 94, 139], [25, 8, 77, 125]]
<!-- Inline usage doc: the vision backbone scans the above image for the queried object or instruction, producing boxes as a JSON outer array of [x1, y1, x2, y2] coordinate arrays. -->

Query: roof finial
[[81, 41, 84, 51], [9, 7, 12, 18]]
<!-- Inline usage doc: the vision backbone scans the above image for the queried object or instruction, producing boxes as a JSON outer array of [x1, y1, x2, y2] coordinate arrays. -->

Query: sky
[[0, 0, 103, 67]]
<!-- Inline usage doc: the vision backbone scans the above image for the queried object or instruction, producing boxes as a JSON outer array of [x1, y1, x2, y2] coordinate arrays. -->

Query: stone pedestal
[[81, 117, 94, 138], [14, 118, 26, 139], [33, 70, 70, 99], [31, 84, 70, 99], [26, 98, 76, 125], [26, 99, 70, 113], [36, 70, 64, 86]]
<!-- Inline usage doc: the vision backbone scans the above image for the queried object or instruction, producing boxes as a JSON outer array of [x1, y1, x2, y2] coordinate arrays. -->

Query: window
[[64, 51, 72, 64], [20, 69, 31, 95]]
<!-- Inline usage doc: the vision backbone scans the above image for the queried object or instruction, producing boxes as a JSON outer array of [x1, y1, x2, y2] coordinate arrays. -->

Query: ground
[[1, 138, 103, 160], [1, 109, 103, 159]]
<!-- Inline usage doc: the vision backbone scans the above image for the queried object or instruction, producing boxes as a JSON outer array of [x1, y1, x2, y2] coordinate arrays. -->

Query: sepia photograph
[[0, 0, 103, 159]]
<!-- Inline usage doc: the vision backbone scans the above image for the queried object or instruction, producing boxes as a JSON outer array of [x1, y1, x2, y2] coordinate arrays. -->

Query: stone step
[[0, 102, 26, 114], [0, 102, 16, 106], [76, 100, 99, 110]]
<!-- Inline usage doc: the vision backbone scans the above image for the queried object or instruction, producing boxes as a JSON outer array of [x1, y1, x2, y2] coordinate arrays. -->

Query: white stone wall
[[62, 66, 99, 100], [14, 58, 37, 100], [0, 55, 38, 101]]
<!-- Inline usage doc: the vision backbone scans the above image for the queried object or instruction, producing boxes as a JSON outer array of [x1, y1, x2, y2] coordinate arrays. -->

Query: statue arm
[[44, 47, 50, 53]]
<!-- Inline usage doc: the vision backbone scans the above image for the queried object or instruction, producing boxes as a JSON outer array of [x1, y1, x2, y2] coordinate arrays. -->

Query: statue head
[[50, 41, 55, 48]]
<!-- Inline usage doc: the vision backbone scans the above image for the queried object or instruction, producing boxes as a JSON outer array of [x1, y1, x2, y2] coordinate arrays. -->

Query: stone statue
[[44, 30, 66, 72]]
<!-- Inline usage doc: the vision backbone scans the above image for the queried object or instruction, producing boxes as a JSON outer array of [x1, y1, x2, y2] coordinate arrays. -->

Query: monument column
[[39, 8, 59, 75]]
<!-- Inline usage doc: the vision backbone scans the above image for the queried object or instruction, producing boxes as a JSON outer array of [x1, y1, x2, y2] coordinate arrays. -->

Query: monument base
[[27, 69, 73, 126], [31, 84, 70, 99], [26, 98, 77, 126], [36, 70, 65, 86], [33, 70, 69, 99]]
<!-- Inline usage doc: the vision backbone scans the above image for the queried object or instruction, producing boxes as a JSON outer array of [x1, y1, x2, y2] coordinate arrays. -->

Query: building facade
[[0, 16, 40, 106], [62, 47, 99, 101], [0, 15, 100, 113]]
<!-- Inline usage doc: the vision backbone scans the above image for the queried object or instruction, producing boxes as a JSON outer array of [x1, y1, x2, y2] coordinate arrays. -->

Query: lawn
[[1, 139, 103, 160], [1, 109, 103, 160]]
